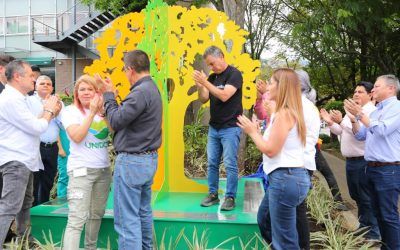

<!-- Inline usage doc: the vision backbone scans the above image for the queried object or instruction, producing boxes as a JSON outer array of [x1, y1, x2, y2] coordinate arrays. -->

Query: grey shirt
[[103, 75, 162, 153]]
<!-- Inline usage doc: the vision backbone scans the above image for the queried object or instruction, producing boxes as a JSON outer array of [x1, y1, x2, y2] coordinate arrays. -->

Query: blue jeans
[[366, 165, 400, 250], [114, 153, 158, 250], [207, 126, 241, 198], [257, 168, 310, 250], [346, 158, 380, 239]]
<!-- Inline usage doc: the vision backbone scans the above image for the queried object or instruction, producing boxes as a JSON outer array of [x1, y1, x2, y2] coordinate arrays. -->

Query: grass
[[5, 227, 268, 250], [308, 177, 375, 249]]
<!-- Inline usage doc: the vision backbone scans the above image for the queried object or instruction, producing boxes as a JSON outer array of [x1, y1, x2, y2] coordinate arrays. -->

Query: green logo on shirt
[[89, 120, 109, 140], [85, 141, 109, 149]]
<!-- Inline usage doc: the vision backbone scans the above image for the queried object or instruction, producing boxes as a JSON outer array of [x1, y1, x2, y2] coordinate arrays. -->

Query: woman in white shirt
[[237, 68, 310, 250], [61, 75, 111, 250]]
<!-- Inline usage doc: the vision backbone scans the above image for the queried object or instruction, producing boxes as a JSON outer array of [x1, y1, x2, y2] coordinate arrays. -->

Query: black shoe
[[4, 229, 17, 243], [201, 193, 219, 207], [221, 197, 235, 211]]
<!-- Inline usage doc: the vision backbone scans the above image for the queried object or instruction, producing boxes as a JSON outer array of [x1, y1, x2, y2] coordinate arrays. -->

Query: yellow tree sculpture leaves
[[85, 2, 260, 194]]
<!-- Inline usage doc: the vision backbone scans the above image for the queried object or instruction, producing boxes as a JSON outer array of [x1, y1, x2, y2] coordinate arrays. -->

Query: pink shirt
[[328, 102, 376, 157], [254, 92, 269, 120]]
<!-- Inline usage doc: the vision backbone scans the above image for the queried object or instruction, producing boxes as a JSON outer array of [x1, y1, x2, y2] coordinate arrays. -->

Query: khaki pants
[[63, 167, 111, 250]]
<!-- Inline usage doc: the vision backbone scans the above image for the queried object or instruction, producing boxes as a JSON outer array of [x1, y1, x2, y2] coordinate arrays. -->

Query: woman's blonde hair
[[272, 68, 306, 145], [73, 74, 99, 114]]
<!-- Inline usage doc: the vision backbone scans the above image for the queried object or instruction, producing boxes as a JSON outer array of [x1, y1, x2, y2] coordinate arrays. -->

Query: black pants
[[296, 169, 313, 250], [315, 147, 343, 202], [296, 199, 310, 250], [33, 143, 58, 206], [0, 173, 2, 198]]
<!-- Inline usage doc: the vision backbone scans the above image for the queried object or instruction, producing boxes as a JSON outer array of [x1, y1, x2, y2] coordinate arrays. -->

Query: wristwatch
[[44, 109, 55, 117], [355, 112, 363, 121]]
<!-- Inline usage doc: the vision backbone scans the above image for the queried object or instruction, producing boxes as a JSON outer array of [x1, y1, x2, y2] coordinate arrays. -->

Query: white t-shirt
[[61, 105, 110, 172]]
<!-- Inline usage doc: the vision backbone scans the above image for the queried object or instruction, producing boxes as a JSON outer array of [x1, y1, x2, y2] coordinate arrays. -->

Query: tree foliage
[[279, 0, 400, 105], [81, 0, 210, 14], [244, 0, 282, 59]]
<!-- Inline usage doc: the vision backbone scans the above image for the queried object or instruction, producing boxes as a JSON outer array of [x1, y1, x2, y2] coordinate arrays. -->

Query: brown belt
[[367, 161, 400, 167]]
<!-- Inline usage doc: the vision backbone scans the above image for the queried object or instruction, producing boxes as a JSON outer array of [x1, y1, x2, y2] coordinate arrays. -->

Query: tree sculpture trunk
[[222, 0, 248, 172], [223, 0, 246, 29]]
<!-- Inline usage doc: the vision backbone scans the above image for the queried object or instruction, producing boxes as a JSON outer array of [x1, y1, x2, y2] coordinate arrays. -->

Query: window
[[32, 15, 56, 35], [6, 17, 17, 34], [0, 18, 4, 35], [6, 16, 29, 35]]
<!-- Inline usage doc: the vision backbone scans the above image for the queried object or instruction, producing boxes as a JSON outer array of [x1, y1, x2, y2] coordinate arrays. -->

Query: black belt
[[117, 150, 157, 155], [346, 156, 365, 161], [40, 141, 57, 148], [367, 161, 400, 167]]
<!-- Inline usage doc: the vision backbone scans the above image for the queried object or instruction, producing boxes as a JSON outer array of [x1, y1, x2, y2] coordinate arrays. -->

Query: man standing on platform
[[0, 60, 60, 246], [100, 49, 162, 250], [193, 45, 243, 211], [27, 75, 61, 205], [345, 74, 400, 249]]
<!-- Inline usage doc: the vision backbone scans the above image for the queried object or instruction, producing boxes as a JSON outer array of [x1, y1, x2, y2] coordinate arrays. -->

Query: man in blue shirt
[[345, 74, 400, 249], [27, 75, 61, 205]]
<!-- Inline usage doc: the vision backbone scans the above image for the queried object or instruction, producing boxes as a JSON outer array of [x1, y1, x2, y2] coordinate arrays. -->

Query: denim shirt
[[355, 96, 400, 162]]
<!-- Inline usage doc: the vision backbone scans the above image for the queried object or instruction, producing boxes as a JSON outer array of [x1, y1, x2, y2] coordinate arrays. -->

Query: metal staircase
[[31, 2, 116, 59]]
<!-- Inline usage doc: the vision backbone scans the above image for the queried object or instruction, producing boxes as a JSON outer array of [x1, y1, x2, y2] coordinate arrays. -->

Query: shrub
[[59, 94, 73, 106], [319, 133, 331, 144], [323, 100, 344, 114]]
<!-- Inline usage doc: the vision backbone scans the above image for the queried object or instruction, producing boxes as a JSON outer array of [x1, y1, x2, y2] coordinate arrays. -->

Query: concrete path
[[321, 152, 356, 209], [320, 151, 359, 230]]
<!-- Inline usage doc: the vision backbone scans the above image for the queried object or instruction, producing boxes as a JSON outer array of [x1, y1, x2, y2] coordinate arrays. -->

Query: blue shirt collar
[[376, 96, 397, 110]]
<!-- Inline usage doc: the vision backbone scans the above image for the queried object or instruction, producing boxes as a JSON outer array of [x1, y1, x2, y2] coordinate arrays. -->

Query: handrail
[[31, 17, 59, 40], [56, 2, 94, 35], [31, 1, 96, 40]]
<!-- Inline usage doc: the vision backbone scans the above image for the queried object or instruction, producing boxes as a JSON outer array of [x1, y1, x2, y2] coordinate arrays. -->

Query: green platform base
[[31, 178, 264, 249]]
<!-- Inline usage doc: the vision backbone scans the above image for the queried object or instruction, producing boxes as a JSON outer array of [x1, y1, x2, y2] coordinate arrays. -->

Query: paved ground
[[321, 152, 356, 209], [320, 152, 359, 230]]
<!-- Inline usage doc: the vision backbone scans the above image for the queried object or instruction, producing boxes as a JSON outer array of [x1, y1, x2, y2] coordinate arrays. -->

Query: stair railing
[[31, 17, 59, 40], [31, 1, 95, 40]]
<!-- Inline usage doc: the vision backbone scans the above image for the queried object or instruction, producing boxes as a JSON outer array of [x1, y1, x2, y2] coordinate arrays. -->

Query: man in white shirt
[[0, 60, 60, 246], [320, 81, 380, 240], [27, 75, 61, 205]]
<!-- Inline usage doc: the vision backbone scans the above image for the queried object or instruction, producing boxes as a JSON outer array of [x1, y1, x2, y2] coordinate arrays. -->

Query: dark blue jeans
[[257, 168, 310, 250], [366, 165, 400, 250], [346, 158, 380, 239]]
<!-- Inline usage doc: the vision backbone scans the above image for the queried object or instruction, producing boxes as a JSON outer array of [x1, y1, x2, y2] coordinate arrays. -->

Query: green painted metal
[[22, 57, 54, 66], [30, 178, 263, 249]]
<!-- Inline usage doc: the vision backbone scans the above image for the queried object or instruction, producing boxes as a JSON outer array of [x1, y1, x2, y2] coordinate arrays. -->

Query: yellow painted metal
[[84, 4, 260, 193]]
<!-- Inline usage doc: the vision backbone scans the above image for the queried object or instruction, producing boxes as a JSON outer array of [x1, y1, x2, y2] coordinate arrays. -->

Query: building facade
[[0, 0, 102, 92]]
